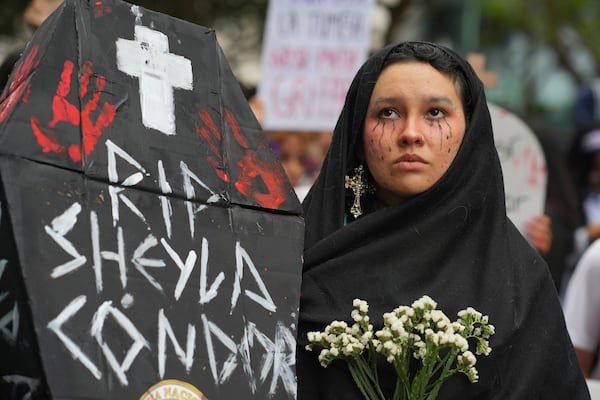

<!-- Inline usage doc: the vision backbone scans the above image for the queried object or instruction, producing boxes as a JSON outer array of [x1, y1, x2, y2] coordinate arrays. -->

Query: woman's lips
[[398, 154, 425, 163], [395, 154, 426, 170]]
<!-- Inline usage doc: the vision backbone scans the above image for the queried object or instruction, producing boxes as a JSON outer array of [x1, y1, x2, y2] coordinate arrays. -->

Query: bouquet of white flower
[[305, 295, 495, 400]]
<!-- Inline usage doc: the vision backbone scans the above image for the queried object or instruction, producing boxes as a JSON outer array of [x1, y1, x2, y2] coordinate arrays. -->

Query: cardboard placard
[[490, 103, 547, 234], [258, 0, 374, 131]]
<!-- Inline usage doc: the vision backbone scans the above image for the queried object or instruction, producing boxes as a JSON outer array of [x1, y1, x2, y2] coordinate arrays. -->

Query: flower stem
[[348, 359, 387, 400]]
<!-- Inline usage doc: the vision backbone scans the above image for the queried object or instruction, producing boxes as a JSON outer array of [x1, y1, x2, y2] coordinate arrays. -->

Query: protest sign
[[259, 0, 374, 131], [0, 0, 303, 399], [490, 103, 547, 234]]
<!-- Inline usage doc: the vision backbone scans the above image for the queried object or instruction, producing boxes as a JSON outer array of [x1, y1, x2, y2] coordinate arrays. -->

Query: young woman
[[297, 41, 589, 399]]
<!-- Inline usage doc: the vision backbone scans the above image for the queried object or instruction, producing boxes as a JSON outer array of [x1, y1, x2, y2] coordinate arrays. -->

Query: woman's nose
[[397, 117, 424, 146]]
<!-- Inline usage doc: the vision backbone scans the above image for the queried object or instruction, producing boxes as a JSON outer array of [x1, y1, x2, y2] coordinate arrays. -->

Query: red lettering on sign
[[315, 48, 357, 70], [269, 47, 309, 69], [527, 153, 547, 187], [270, 76, 315, 118], [31, 59, 116, 163], [268, 75, 349, 121]]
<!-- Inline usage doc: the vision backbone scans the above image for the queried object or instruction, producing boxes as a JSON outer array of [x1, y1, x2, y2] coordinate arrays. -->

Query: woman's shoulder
[[572, 239, 600, 280]]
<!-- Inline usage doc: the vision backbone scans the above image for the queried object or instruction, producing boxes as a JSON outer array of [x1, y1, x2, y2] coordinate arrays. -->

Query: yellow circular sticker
[[139, 379, 208, 400]]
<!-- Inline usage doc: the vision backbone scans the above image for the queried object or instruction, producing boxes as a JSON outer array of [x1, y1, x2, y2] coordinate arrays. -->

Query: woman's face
[[362, 61, 467, 206]]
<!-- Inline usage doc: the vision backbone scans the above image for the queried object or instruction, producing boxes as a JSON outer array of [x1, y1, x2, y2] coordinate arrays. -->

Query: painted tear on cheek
[[434, 118, 454, 152], [369, 121, 389, 160], [373, 119, 395, 140]]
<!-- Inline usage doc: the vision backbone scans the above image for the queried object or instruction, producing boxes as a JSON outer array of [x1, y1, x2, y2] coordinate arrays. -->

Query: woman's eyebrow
[[427, 95, 454, 105], [372, 95, 455, 106], [372, 96, 401, 106]]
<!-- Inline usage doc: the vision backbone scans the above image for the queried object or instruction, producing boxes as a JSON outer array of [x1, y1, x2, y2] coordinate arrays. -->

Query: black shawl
[[297, 42, 589, 399]]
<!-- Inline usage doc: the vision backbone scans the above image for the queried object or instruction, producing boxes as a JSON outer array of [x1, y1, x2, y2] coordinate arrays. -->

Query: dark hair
[[383, 42, 472, 122]]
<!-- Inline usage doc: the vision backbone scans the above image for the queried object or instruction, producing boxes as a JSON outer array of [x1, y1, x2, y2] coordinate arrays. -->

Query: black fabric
[[297, 42, 590, 399]]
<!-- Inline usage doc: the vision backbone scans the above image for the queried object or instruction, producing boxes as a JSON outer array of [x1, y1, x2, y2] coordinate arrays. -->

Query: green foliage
[[473, 0, 600, 79]]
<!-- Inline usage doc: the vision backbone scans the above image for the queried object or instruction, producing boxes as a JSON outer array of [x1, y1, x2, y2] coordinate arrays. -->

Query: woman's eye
[[427, 108, 445, 118], [378, 108, 398, 119]]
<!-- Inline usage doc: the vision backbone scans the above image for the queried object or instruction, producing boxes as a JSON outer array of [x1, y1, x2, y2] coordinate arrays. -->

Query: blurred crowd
[[561, 78, 600, 380], [0, 0, 64, 90], [247, 92, 332, 202]]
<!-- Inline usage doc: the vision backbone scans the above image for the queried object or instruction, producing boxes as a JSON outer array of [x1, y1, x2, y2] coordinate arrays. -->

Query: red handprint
[[0, 45, 40, 125], [93, 1, 113, 18], [198, 109, 229, 183], [31, 59, 116, 163], [196, 108, 288, 210]]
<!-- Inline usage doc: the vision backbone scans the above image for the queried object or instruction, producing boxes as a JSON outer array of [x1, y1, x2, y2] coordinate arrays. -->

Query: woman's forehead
[[373, 62, 463, 99]]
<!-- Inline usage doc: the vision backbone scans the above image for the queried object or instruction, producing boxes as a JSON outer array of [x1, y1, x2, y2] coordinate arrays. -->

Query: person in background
[[573, 79, 600, 131], [297, 40, 589, 399], [303, 129, 333, 187], [265, 130, 333, 202], [265, 130, 314, 202], [0, 0, 64, 91], [246, 91, 331, 202], [563, 121, 600, 378], [564, 236, 600, 379], [562, 122, 600, 284], [524, 120, 585, 294]]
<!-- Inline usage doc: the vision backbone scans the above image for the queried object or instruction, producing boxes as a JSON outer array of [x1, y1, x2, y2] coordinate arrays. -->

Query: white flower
[[353, 299, 369, 313], [465, 366, 480, 383], [306, 295, 494, 395], [415, 323, 427, 333], [455, 336, 469, 352], [326, 321, 348, 333], [458, 307, 481, 319], [412, 295, 437, 310], [376, 328, 393, 340], [458, 351, 477, 367]]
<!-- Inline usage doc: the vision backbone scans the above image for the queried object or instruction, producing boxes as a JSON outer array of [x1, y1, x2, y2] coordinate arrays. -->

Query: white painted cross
[[116, 25, 193, 135]]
